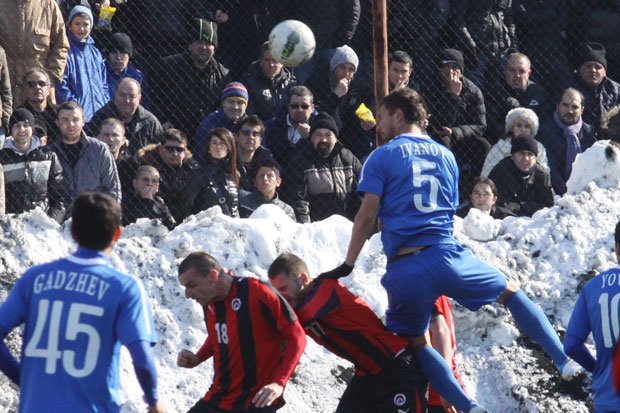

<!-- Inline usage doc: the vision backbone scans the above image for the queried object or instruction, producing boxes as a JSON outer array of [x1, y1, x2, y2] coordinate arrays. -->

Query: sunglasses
[[289, 103, 310, 110], [163, 145, 185, 154], [26, 80, 49, 88], [240, 129, 262, 138]]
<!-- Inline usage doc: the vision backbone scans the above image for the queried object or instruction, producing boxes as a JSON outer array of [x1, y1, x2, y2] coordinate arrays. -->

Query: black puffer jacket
[[241, 62, 296, 121], [426, 76, 487, 144], [121, 191, 176, 229], [291, 142, 362, 223], [200, 156, 240, 218], [0, 137, 68, 223], [138, 144, 205, 223], [488, 156, 554, 217]]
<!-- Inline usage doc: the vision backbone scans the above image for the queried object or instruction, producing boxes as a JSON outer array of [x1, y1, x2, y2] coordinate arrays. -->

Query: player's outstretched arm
[[127, 340, 165, 411], [318, 193, 380, 280]]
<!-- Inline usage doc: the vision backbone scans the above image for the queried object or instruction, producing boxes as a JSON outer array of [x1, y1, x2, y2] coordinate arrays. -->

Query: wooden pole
[[372, 0, 388, 147]]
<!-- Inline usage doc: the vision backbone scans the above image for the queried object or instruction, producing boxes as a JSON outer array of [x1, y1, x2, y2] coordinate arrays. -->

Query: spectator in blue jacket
[[105, 32, 151, 110], [193, 82, 248, 161], [56, 6, 109, 122]]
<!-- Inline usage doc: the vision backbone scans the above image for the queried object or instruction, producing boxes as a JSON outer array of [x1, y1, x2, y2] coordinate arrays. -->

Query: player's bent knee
[[406, 334, 431, 350], [496, 281, 520, 305]]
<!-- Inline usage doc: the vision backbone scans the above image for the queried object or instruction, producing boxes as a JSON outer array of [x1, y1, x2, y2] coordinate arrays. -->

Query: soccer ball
[[268, 20, 316, 68]]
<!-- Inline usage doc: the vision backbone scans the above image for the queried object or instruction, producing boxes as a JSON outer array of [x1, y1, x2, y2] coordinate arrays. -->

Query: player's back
[[359, 134, 460, 257], [297, 278, 408, 375], [1, 249, 153, 413], [579, 267, 620, 409]]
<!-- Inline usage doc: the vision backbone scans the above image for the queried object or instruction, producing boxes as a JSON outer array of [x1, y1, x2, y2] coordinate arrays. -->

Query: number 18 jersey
[[358, 134, 460, 258], [567, 266, 620, 410], [0, 248, 156, 413]]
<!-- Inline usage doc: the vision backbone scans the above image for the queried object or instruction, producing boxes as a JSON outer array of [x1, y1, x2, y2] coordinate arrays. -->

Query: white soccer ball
[[268, 20, 316, 68]]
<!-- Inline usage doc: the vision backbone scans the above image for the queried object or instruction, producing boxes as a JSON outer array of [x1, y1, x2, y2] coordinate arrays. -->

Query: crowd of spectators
[[1, 0, 620, 228]]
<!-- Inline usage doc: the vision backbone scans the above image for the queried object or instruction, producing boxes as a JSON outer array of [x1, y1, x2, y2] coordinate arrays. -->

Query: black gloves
[[316, 263, 354, 280]]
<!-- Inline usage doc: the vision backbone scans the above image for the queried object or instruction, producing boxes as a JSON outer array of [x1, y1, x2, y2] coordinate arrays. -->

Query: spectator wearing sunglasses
[[235, 115, 276, 192], [18, 67, 61, 145], [121, 164, 176, 229], [138, 128, 210, 223], [264, 86, 317, 203]]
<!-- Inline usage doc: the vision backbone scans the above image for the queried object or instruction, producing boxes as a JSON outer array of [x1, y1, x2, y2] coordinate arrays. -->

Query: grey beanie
[[330, 45, 359, 72], [504, 107, 539, 137]]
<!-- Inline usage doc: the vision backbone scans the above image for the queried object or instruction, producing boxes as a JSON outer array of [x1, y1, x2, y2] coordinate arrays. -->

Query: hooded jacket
[[56, 32, 110, 122], [0, 136, 68, 222]]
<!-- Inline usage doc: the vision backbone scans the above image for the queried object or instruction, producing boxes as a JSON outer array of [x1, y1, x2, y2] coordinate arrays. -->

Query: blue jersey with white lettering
[[358, 134, 460, 257], [0, 248, 156, 413], [566, 266, 620, 410]]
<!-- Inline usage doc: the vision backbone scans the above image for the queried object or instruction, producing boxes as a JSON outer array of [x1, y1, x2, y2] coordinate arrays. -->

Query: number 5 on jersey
[[412, 160, 439, 213]]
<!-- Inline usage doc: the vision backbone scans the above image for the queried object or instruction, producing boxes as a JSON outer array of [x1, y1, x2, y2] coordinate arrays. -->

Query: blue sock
[[505, 289, 568, 368], [416, 345, 475, 412]]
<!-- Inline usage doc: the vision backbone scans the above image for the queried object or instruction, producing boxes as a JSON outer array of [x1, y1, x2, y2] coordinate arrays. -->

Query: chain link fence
[[2, 0, 616, 227]]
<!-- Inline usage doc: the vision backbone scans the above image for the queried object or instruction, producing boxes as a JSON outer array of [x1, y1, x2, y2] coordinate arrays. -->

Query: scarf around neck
[[553, 110, 582, 177]]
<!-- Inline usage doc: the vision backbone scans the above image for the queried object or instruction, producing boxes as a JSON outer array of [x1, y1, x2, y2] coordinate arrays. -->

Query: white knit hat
[[504, 107, 539, 137]]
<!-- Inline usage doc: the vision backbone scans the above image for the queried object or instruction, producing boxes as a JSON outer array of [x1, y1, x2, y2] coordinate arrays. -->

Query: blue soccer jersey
[[566, 266, 620, 410], [358, 134, 460, 257], [0, 248, 156, 413]]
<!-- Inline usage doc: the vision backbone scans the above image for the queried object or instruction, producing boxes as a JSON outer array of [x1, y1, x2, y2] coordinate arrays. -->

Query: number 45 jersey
[[0, 248, 157, 413], [358, 134, 460, 257], [567, 266, 620, 410]]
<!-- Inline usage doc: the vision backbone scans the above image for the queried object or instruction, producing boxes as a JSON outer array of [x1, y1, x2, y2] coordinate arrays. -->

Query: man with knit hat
[[567, 42, 620, 129], [0, 108, 68, 222], [151, 18, 230, 137], [539, 87, 597, 195], [306, 45, 375, 160], [488, 134, 554, 217], [290, 112, 362, 223], [424, 48, 489, 202], [193, 81, 249, 161], [105, 32, 151, 108]]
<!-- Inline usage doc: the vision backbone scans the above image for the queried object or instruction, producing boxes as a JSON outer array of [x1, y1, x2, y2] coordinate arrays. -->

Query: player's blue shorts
[[381, 242, 507, 337]]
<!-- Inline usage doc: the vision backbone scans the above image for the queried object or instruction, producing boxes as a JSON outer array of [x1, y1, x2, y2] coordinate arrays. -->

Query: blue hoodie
[[56, 6, 109, 121]]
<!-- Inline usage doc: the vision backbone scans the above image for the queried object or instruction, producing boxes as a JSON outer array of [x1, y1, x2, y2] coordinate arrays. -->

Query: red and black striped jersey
[[202, 276, 305, 411], [296, 278, 408, 376]]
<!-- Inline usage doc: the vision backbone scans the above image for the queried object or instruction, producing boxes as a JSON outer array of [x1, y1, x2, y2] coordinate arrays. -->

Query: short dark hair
[[471, 176, 498, 197], [259, 41, 271, 59], [252, 159, 282, 180], [380, 87, 428, 125], [615, 221, 620, 245], [239, 115, 265, 134], [288, 85, 313, 103], [71, 192, 121, 250], [57, 101, 85, 120], [178, 251, 223, 277], [561, 87, 585, 107], [160, 128, 188, 146], [268, 253, 309, 280], [389, 50, 413, 68]]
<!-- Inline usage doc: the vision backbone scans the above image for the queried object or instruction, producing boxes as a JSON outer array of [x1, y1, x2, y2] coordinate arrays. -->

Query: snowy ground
[[1, 140, 620, 412]]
